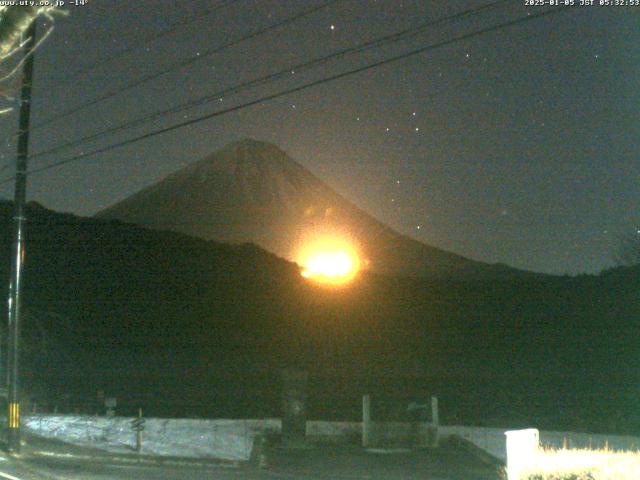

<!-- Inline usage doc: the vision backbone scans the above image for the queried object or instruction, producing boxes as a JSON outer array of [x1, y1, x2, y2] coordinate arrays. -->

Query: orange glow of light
[[297, 236, 360, 286]]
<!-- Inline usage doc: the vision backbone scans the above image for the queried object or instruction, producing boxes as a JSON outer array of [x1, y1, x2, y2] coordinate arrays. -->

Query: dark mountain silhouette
[[97, 139, 525, 278], [1, 201, 638, 434]]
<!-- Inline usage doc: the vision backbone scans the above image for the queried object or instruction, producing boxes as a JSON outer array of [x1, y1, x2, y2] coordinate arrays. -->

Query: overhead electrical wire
[[0, 0, 247, 151], [30, 0, 341, 130], [59, 0, 245, 86], [0, 4, 576, 185], [28, 0, 510, 162]]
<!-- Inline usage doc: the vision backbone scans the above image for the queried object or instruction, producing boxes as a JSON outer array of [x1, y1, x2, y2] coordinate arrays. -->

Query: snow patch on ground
[[24, 415, 281, 461]]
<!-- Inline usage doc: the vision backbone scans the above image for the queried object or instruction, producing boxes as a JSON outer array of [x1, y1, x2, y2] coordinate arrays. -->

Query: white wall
[[24, 415, 281, 461], [440, 425, 640, 463], [24, 415, 640, 464]]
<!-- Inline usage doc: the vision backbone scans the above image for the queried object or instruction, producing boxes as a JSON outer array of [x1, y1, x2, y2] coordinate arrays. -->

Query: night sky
[[0, 0, 637, 275]]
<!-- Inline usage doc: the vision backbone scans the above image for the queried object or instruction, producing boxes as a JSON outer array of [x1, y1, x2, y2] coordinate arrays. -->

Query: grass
[[518, 446, 640, 480]]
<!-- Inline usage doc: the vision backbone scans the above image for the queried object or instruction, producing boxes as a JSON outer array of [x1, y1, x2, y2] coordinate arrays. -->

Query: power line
[[0, 4, 575, 185], [58, 0, 245, 86], [0, 0, 246, 148], [29, 0, 510, 162], [13, 5, 575, 181], [30, 0, 341, 131]]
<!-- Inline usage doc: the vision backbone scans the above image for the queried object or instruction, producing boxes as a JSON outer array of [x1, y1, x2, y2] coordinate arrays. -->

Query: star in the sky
[[30, 0, 629, 276]]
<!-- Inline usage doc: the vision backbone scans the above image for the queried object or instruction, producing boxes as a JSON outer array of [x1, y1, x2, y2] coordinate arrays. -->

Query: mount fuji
[[97, 139, 522, 278]]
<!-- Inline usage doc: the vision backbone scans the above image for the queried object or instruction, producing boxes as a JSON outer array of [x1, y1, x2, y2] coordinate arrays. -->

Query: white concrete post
[[362, 394, 371, 448], [431, 396, 439, 426], [505, 428, 539, 480], [431, 396, 439, 447]]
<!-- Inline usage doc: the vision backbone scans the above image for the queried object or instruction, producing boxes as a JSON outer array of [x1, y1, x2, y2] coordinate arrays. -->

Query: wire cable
[[31, 0, 341, 131], [59, 0, 245, 85], [0, 4, 576, 185], [29, 0, 510, 162]]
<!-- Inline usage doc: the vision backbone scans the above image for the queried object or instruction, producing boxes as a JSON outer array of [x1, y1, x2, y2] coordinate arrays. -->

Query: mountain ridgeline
[[1, 201, 639, 434], [97, 139, 522, 279]]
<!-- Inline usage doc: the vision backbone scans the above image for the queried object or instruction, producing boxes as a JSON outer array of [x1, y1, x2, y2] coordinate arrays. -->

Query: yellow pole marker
[[8, 403, 19, 429]]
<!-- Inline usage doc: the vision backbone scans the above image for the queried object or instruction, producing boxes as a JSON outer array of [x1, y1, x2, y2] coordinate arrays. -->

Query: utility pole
[[6, 19, 36, 453]]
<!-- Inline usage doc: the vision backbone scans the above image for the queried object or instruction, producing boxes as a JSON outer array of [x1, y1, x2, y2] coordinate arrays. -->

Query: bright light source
[[297, 235, 360, 286], [303, 251, 353, 277]]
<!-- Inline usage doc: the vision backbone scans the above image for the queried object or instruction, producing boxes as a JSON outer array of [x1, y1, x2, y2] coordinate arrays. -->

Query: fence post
[[136, 408, 143, 453], [362, 394, 371, 448], [430, 396, 439, 447], [505, 428, 539, 480], [131, 408, 145, 453]]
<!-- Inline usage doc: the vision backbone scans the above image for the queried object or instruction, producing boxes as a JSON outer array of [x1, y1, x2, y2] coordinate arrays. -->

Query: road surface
[[0, 443, 502, 479]]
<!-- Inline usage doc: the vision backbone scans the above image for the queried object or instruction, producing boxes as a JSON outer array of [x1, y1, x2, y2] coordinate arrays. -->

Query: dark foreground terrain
[[1, 201, 639, 435], [6, 441, 501, 480]]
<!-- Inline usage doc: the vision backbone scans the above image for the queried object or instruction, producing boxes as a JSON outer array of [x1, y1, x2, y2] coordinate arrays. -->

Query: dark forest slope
[[1, 201, 638, 434], [98, 139, 525, 279]]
